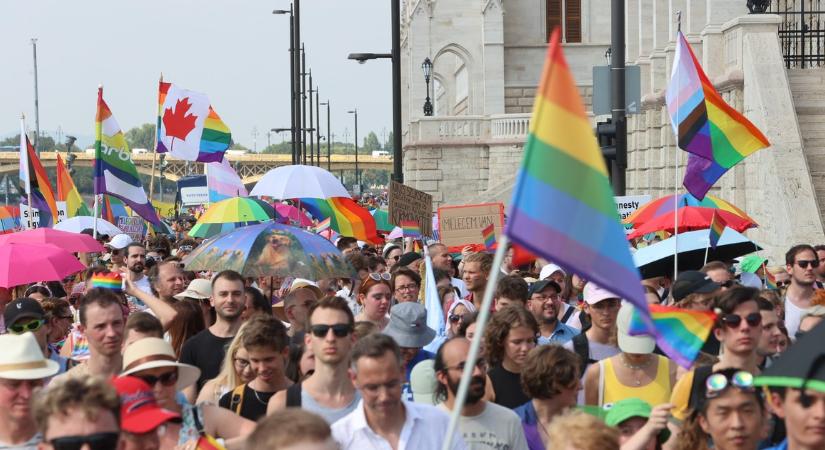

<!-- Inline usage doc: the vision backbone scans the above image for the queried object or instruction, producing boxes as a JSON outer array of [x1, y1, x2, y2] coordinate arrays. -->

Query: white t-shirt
[[437, 402, 528, 450], [124, 275, 154, 312], [784, 296, 806, 340], [560, 303, 583, 330]]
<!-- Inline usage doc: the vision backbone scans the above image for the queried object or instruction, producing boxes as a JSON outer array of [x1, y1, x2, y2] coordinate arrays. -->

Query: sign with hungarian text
[[438, 203, 505, 251], [388, 181, 433, 237]]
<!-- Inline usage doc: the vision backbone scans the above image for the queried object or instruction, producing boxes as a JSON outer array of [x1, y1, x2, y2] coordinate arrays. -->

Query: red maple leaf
[[162, 97, 198, 141]]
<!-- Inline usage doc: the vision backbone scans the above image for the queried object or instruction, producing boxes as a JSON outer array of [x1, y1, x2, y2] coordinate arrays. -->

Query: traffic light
[[596, 119, 616, 161]]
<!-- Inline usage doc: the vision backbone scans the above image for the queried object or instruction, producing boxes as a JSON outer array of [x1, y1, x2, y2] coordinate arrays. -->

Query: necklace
[[251, 387, 271, 405], [619, 354, 655, 386]]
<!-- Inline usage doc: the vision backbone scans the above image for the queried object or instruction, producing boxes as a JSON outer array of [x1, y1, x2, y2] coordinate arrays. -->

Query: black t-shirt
[[218, 385, 276, 421], [179, 329, 234, 391], [488, 365, 529, 409]]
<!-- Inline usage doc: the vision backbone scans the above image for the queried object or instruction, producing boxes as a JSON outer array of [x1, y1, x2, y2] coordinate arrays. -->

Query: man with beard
[[784, 245, 819, 338], [123, 243, 152, 298], [180, 270, 245, 400], [435, 337, 528, 450], [62, 288, 126, 379], [527, 280, 579, 346], [149, 260, 186, 304]]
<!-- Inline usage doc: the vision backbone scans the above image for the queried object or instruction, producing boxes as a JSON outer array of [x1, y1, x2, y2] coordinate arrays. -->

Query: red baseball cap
[[113, 376, 181, 434]]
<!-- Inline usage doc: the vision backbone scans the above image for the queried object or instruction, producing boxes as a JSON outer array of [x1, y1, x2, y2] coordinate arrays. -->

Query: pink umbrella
[[275, 203, 314, 227], [0, 228, 105, 253], [0, 242, 86, 288]]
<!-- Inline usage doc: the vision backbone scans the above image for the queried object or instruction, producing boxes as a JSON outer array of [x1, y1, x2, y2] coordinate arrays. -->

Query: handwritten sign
[[388, 181, 433, 237], [117, 216, 145, 241], [438, 203, 505, 251]]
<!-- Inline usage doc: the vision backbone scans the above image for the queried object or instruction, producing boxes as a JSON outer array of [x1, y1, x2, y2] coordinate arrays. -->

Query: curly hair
[[34, 374, 120, 436], [521, 345, 581, 399], [483, 305, 538, 367]]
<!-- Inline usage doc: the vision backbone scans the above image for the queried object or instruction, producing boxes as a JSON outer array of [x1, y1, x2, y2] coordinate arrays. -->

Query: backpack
[[687, 365, 714, 413], [229, 384, 246, 415], [285, 383, 303, 407], [572, 333, 594, 370]]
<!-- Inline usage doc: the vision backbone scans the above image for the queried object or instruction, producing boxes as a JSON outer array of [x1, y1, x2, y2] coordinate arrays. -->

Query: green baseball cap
[[740, 254, 768, 274], [604, 398, 670, 443]]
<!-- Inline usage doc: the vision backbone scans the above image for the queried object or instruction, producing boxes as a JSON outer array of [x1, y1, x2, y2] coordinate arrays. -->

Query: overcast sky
[[0, 1, 393, 150]]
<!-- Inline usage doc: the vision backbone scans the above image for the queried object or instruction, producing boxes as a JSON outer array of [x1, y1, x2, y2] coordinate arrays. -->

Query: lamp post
[[320, 100, 331, 170], [316, 87, 322, 167], [301, 45, 308, 165], [348, 108, 359, 193], [66, 136, 77, 176], [422, 57, 434, 116], [272, 6, 299, 164], [308, 72, 315, 166]]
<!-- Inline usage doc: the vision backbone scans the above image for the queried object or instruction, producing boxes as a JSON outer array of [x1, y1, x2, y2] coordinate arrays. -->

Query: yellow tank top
[[602, 355, 672, 406]]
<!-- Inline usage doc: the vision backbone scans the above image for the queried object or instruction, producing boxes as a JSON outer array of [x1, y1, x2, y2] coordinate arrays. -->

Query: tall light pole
[[422, 57, 434, 116], [31, 38, 41, 155], [348, 109, 359, 192], [321, 100, 331, 170], [611, 0, 627, 195], [316, 87, 322, 167], [301, 45, 308, 165], [273, 6, 298, 164], [308, 72, 315, 166]]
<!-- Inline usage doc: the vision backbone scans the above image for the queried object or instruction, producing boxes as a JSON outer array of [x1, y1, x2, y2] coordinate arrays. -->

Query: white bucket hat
[[0, 332, 60, 380], [174, 279, 213, 301], [121, 338, 201, 390]]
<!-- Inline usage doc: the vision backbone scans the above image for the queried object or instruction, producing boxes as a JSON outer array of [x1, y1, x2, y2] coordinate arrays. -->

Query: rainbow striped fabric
[[157, 81, 231, 163], [196, 435, 227, 450], [56, 153, 91, 218], [206, 157, 248, 202], [482, 223, 496, 250], [19, 118, 59, 228], [300, 197, 379, 243], [765, 270, 778, 290], [95, 88, 162, 226], [101, 195, 130, 224], [666, 32, 769, 199], [313, 217, 331, 233], [503, 28, 651, 332], [90, 272, 123, 292], [400, 220, 422, 238], [629, 304, 717, 369], [708, 210, 727, 250]]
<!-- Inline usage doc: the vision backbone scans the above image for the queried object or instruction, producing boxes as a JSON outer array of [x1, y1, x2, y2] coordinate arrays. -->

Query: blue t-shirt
[[402, 349, 435, 401]]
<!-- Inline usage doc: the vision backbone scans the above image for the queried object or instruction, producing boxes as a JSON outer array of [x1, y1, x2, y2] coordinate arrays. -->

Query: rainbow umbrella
[[189, 198, 275, 239], [274, 203, 314, 227], [624, 194, 755, 228], [0, 206, 20, 234]]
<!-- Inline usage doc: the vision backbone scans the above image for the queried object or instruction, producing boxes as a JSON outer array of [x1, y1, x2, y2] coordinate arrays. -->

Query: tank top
[[301, 388, 362, 424], [601, 354, 672, 406]]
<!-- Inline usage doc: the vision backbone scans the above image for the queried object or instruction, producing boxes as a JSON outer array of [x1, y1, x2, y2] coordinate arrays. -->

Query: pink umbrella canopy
[[0, 228, 105, 253], [0, 242, 86, 288], [275, 203, 314, 227]]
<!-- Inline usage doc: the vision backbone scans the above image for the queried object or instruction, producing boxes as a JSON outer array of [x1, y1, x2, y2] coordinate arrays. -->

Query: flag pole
[[94, 85, 104, 239], [442, 235, 509, 450], [149, 73, 162, 203], [20, 115, 34, 229], [673, 11, 683, 282]]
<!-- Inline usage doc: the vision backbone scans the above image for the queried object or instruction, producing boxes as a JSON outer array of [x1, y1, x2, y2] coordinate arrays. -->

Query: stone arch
[[432, 43, 476, 115]]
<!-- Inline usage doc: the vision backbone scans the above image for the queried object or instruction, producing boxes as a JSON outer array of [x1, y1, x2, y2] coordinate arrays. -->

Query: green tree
[[125, 123, 156, 151], [363, 132, 381, 153], [385, 131, 394, 152], [0, 134, 56, 151]]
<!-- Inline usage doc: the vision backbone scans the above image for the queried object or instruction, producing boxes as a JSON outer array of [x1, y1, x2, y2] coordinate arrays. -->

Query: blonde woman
[[196, 323, 256, 405]]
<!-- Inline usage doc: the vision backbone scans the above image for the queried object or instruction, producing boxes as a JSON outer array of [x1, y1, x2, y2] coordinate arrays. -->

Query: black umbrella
[[755, 320, 825, 396]]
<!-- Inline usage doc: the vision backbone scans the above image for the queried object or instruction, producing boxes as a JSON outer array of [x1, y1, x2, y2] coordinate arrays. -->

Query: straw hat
[[121, 338, 201, 390], [0, 332, 60, 380]]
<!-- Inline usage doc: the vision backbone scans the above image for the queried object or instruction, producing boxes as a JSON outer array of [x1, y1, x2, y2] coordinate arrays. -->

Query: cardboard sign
[[437, 203, 505, 251], [388, 181, 433, 236], [117, 216, 145, 241], [20, 202, 68, 229], [615, 195, 651, 234]]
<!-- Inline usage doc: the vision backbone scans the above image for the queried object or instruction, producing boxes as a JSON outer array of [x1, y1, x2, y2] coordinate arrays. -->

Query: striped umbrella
[[624, 194, 756, 228], [189, 198, 275, 239]]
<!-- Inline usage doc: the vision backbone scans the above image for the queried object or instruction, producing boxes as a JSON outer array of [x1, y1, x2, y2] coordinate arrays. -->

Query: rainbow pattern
[[482, 223, 496, 250], [765, 270, 778, 290], [90, 272, 123, 292], [300, 197, 379, 243], [196, 435, 226, 450], [666, 32, 769, 199], [400, 220, 422, 238], [56, 153, 91, 218], [629, 304, 717, 369], [708, 210, 727, 250], [503, 28, 652, 333], [19, 120, 59, 227], [157, 81, 231, 163]]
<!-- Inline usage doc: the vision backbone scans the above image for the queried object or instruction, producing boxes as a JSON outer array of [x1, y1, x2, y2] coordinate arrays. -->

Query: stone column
[[482, 0, 505, 115], [626, 0, 640, 62], [702, 0, 748, 78], [650, 0, 671, 92]]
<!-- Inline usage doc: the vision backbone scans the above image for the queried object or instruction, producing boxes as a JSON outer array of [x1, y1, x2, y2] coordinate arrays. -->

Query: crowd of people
[[0, 228, 824, 450]]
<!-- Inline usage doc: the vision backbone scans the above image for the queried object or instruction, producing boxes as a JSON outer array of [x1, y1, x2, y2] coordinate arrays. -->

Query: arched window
[[546, 0, 581, 43]]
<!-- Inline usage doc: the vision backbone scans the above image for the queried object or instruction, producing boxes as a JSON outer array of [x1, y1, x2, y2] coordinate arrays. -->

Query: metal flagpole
[[21, 115, 34, 229], [673, 12, 682, 282], [149, 74, 162, 203]]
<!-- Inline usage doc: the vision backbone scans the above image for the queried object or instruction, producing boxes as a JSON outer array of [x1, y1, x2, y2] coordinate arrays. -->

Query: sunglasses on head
[[705, 371, 755, 399], [48, 432, 120, 450], [9, 318, 45, 334], [368, 272, 391, 281], [721, 312, 762, 328], [136, 370, 178, 387], [310, 324, 352, 338], [796, 259, 820, 269]]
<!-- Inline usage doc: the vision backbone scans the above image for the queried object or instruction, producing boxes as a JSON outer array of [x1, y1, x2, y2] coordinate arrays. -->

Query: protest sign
[[615, 195, 651, 233], [117, 216, 145, 241], [20, 202, 68, 229], [388, 181, 433, 236], [437, 203, 505, 251]]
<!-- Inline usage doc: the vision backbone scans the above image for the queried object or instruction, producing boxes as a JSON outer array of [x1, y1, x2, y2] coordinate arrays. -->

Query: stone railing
[[405, 116, 490, 146], [490, 113, 531, 139]]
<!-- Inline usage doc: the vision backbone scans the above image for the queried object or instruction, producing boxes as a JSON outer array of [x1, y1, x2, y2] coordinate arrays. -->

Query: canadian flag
[[157, 83, 214, 161]]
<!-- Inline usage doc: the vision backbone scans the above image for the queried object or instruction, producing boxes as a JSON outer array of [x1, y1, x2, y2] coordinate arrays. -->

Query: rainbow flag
[[157, 81, 231, 163], [101, 195, 130, 224], [90, 272, 123, 292], [708, 210, 727, 249], [482, 223, 496, 249], [400, 220, 421, 238], [195, 435, 226, 450], [18, 119, 59, 228], [56, 153, 91, 218], [765, 270, 778, 290], [503, 28, 652, 333], [300, 197, 379, 243], [313, 217, 331, 233], [629, 304, 717, 369], [666, 32, 770, 199]]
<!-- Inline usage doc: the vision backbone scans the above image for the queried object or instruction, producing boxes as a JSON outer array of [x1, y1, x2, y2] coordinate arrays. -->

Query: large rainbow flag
[[156, 81, 231, 163], [56, 153, 91, 218], [300, 197, 379, 243], [503, 28, 652, 331], [18, 119, 58, 228], [629, 304, 717, 368], [666, 32, 769, 199]]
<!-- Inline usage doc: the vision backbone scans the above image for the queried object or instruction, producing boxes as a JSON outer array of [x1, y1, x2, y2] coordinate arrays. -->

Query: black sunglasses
[[776, 280, 791, 288], [310, 324, 352, 338], [796, 259, 820, 269], [136, 370, 178, 387], [449, 314, 464, 323], [48, 432, 120, 450], [722, 312, 762, 328]]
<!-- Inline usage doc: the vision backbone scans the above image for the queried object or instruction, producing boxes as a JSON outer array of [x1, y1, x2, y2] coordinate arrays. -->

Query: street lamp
[[347, 109, 359, 193], [273, 6, 300, 164], [320, 100, 331, 170], [65, 135, 77, 175], [421, 57, 434, 116]]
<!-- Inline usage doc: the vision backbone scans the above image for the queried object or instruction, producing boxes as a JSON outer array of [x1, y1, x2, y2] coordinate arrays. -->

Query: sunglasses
[[310, 324, 353, 338], [721, 312, 762, 328], [796, 259, 820, 269], [705, 371, 755, 398], [48, 432, 120, 450], [9, 319, 46, 334], [449, 314, 465, 323], [136, 370, 178, 387], [368, 272, 391, 281], [776, 280, 791, 288]]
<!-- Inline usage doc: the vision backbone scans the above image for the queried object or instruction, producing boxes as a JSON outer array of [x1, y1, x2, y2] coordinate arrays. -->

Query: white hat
[[410, 359, 438, 405], [539, 264, 565, 281], [0, 332, 60, 380], [174, 279, 212, 300], [121, 338, 201, 390], [616, 303, 655, 354], [288, 278, 323, 299], [107, 233, 133, 250]]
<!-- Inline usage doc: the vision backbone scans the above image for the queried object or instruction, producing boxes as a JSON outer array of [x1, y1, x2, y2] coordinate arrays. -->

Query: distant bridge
[[0, 152, 392, 184]]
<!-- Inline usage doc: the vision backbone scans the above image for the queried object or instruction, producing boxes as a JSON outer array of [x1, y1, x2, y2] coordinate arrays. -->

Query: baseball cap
[[583, 283, 620, 305], [106, 233, 133, 250], [604, 398, 670, 443], [539, 264, 565, 281], [3, 298, 45, 328], [528, 279, 561, 298], [174, 279, 212, 301], [288, 278, 323, 299], [410, 359, 438, 405], [113, 376, 181, 434], [671, 271, 721, 301], [616, 303, 655, 354]]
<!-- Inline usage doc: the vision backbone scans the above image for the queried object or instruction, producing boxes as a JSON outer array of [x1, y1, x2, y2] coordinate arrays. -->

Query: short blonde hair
[[246, 409, 333, 449], [33, 374, 120, 436], [546, 410, 619, 450]]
